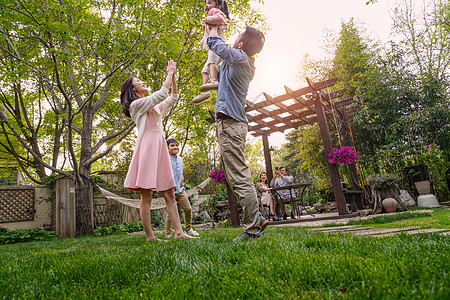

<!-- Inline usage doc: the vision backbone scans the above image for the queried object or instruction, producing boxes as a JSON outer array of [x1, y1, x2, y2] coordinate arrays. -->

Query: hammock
[[97, 177, 212, 210]]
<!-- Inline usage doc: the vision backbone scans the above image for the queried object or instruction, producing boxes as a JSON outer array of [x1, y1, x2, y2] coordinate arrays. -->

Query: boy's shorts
[[202, 50, 222, 74]]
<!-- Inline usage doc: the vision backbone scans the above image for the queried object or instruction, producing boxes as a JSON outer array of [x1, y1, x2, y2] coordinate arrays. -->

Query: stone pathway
[[308, 225, 450, 237]]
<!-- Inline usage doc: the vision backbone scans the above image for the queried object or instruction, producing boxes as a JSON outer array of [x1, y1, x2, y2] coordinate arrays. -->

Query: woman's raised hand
[[166, 59, 177, 76]]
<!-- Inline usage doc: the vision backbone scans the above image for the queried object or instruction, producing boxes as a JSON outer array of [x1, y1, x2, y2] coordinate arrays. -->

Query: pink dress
[[125, 92, 176, 192]]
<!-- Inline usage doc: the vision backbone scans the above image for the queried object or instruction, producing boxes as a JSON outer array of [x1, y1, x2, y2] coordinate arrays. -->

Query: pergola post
[[262, 133, 274, 183], [226, 184, 240, 227], [313, 91, 348, 215]]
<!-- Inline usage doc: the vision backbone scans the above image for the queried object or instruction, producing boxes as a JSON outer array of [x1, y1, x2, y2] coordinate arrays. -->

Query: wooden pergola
[[245, 77, 360, 216]]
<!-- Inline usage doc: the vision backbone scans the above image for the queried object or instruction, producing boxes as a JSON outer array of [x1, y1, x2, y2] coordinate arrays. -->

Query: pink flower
[[328, 146, 359, 165], [210, 169, 226, 184]]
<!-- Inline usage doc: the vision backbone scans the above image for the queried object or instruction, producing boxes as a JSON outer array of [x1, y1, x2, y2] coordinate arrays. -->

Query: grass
[[354, 209, 450, 229], [1, 213, 449, 299], [322, 208, 450, 229]]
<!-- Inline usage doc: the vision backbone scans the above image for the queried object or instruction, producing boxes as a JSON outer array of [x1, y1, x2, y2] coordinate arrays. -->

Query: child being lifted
[[191, 0, 229, 105]]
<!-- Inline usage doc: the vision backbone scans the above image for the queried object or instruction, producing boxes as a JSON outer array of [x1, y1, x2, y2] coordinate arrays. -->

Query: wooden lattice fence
[[0, 186, 35, 223]]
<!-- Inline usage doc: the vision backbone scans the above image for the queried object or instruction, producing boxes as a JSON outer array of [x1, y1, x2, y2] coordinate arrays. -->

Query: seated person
[[271, 167, 296, 219], [255, 172, 281, 221]]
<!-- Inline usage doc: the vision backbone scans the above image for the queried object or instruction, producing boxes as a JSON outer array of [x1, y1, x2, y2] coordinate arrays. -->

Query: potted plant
[[328, 146, 359, 165]]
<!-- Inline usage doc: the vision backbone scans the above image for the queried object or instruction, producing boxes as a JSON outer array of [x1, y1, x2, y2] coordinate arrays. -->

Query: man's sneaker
[[233, 231, 262, 242], [199, 81, 219, 92], [185, 228, 199, 236], [260, 215, 269, 232], [191, 92, 211, 105]]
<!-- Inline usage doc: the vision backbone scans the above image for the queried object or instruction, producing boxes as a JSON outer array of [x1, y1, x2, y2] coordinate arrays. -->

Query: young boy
[[165, 138, 199, 237], [206, 25, 267, 241]]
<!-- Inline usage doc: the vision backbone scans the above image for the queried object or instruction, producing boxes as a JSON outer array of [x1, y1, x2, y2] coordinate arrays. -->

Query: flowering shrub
[[210, 169, 226, 185], [0, 224, 8, 234], [328, 146, 359, 165]]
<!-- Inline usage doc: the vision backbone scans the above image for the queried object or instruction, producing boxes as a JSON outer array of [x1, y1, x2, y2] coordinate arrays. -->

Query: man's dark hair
[[166, 138, 179, 147], [279, 167, 286, 171], [240, 26, 265, 57]]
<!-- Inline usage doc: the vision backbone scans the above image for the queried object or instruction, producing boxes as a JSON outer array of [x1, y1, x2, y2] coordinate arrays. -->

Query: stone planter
[[414, 181, 431, 195], [417, 194, 440, 208]]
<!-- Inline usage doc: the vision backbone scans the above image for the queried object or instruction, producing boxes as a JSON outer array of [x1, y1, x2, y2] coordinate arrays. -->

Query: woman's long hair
[[259, 172, 268, 184], [120, 76, 138, 118]]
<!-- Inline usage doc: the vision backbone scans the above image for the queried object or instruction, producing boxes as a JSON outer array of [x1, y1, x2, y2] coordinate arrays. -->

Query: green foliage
[[367, 173, 399, 189], [245, 139, 266, 179], [93, 222, 144, 236], [216, 219, 232, 228], [292, 4, 449, 201], [0, 0, 266, 183], [0, 228, 57, 244], [41, 173, 61, 187], [0, 225, 9, 234]]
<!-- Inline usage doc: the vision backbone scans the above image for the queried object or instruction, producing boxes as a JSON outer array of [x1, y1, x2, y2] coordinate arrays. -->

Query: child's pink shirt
[[202, 8, 227, 50]]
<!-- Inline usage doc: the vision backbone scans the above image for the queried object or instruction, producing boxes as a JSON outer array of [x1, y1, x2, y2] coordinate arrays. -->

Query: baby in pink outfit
[[191, 0, 229, 105]]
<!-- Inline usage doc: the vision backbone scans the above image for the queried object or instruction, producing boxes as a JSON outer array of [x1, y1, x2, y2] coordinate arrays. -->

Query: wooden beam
[[264, 92, 312, 125], [262, 134, 274, 183], [249, 116, 318, 136], [284, 85, 317, 114], [248, 113, 317, 132], [307, 79, 347, 216], [226, 184, 240, 227], [246, 77, 339, 112]]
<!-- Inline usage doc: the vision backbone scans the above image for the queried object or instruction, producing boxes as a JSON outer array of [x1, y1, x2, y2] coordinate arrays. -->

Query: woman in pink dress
[[120, 60, 194, 241]]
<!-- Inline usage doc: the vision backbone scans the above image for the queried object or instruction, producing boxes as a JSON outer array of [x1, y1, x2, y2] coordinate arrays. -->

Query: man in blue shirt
[[164, 138, 199, 237], [271, 167, 294, 219], [206, 25, 267, 241]]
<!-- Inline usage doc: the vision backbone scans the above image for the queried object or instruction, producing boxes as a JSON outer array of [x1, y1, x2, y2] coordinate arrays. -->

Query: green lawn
[[345, 209, 450, 229], [1, 210, 449, 299]]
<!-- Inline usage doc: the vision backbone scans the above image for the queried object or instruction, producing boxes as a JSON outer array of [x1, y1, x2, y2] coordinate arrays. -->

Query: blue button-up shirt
[[169, 155, 184, 194], [273, 176, 296, 198], [207, 35, 256, 124]]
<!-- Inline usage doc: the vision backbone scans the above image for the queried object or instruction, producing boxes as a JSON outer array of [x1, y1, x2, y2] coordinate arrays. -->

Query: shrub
[[367, 173, 399, 189], [93, 222, 144, 236], [0, 228, 57, 244]]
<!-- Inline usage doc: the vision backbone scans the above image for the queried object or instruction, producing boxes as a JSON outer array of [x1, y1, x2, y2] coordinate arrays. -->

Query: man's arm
[[206, 26, 246, 64]]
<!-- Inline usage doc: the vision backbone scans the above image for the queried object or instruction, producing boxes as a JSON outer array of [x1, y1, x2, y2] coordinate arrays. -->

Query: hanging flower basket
[[209, 169, 226, 185], [328, 146, 359, 165]]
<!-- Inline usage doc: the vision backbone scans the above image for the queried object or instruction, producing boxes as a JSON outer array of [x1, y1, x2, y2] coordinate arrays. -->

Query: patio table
[[271, 183, 314, 218]]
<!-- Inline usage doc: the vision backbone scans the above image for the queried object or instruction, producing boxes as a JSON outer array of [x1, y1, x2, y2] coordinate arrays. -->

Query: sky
[[244, 0, 403, 146]]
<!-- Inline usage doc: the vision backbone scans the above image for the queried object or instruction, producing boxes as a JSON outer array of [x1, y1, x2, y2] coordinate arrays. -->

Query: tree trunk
[[75, 109, 94, 236], [370, 184, 406, 215], [75, 178, 93, 236]]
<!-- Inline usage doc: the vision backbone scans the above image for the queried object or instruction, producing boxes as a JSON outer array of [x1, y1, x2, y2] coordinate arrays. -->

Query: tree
[[0, 0, 265, 235]]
